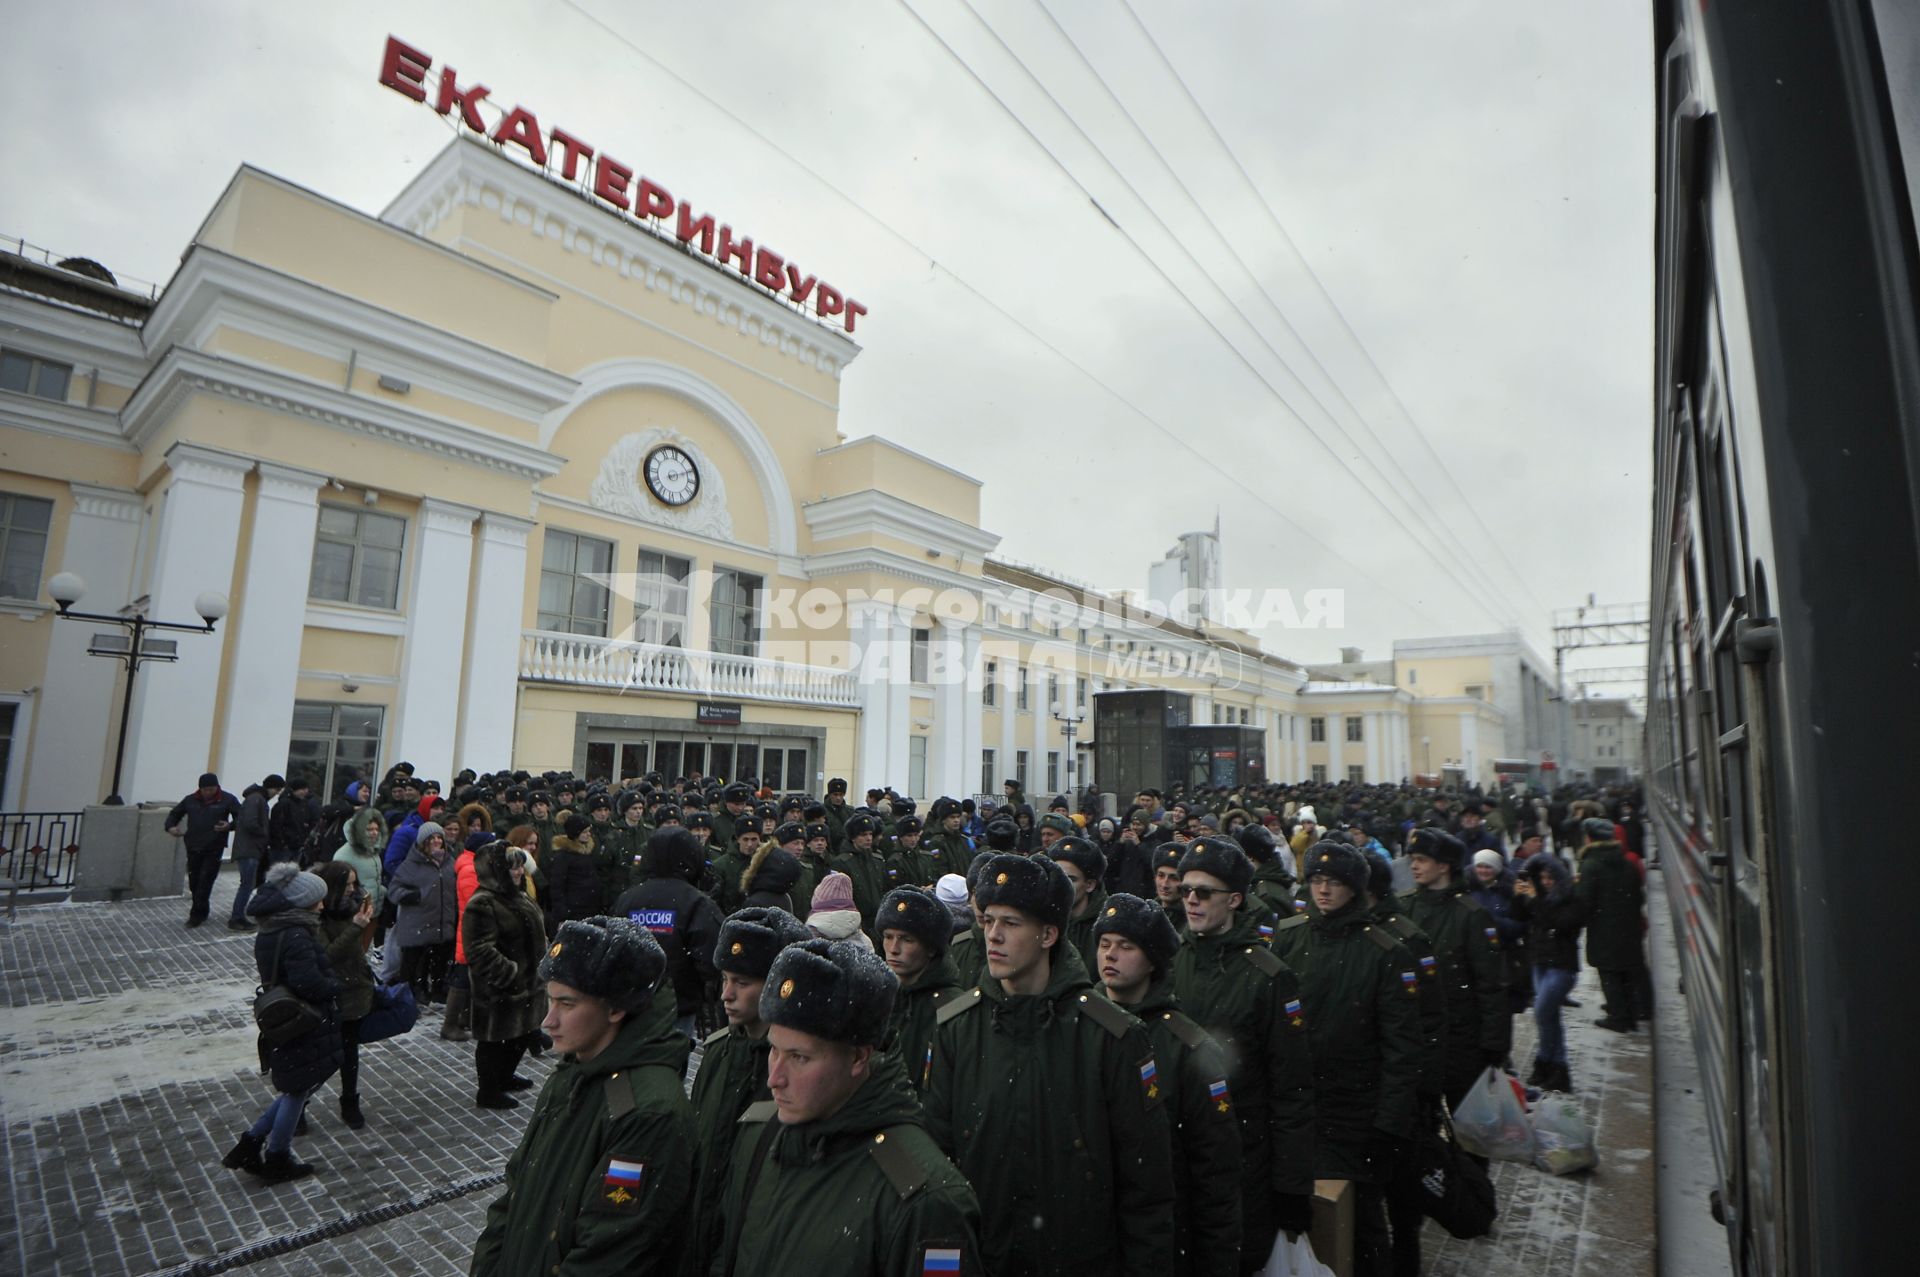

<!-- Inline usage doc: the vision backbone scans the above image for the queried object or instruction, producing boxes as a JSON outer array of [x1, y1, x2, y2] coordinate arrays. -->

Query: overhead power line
[[900, 0, 1524, 622], [1025, 0, 1545, 627], [1116, 0, 1553, 622], [554, 0, 1460, 634]]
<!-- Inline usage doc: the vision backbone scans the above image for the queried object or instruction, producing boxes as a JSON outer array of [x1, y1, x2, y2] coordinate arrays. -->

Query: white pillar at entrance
[[1057, 668, 1079, 792], [27, 484, 143, 810], [933, 619, 969, 798], [456, 512, 534, 773], [218, 463, 325, 787], [886, 608, 912, 794], [1460, 711, 1479, 783], [1398, 713, 1412, 780], [1327, 714, 1344, 781], [391, 498, 479, 785], [959, 624, 983, 799], [1032, 654, 1052, 799], [1364, 711, 1382, 782], [998, 655, 1017, 799], [850, 601, 896, 796], [121, 445, 250, 803]]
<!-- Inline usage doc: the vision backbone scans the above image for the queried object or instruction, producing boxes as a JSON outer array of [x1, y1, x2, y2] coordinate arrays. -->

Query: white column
[[1398, 713, 1412, 780], [1327, 713, 1344, 781], [217, 463, 325, 786], [960, 625, 983, 798], [121, 445, 250, 803], [1364, 711, 1382, 782], [1460, 711, 1479, 782], [850, 601, 896, 796], [456, 512, 534, 773], [886, 607, 912, 793], [934, 619, 975, 798], [391, 498, 479, 785], [998, 652, 1017, 797], [1031, 654, 1051, 798], [27, 484, 143, 810], [1058, 667, 1079, 791]]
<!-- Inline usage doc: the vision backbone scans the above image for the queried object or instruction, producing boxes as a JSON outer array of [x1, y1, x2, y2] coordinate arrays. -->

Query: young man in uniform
[[1171, 837, 1317, 1267], [611, 828, 724, 1040], [831, 813, 897, 937], [1096, 893, 1244, 1276], [1050, 834, 1110, 974], [1273, 843, 1423, 1277], [924, 853, 1175, 1276], [712, 939, 982, 1275], [470, 915, 693, 1276], [684, 906, 810, 1270], [924, 797, 975, 880], [1153, 843, 1187, 933], [1399, 828, 1509, 1107], [877, 885, 961, 1093]]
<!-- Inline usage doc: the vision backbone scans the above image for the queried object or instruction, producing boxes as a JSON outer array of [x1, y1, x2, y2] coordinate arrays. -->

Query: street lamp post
[[45, 571, 229, 805], [1051, 702, 1086, 792]]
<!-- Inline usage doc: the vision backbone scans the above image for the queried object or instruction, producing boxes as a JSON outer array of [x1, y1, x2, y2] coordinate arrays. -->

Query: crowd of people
[[166, 763, 1651, 1275]]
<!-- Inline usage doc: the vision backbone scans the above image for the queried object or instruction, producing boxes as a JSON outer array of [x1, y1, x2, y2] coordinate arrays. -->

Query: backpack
[[300, 803, 353, 869]]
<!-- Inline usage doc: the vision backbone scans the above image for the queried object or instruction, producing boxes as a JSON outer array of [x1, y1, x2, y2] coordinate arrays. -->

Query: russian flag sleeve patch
[[923, 1246, 962, 1274]]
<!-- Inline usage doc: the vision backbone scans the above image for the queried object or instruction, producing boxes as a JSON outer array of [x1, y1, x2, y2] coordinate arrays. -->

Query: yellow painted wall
[[299, 627, 403, 680], [196, 171, 556, 362], [812, 438, 981, 527], [1397, 654, 1494, 699]]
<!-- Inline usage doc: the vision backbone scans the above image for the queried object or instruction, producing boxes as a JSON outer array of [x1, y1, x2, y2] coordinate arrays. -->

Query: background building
[[0, 138, 1572, 812]]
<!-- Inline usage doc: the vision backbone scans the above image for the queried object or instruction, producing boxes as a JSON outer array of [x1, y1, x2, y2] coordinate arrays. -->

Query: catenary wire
[[1023, 0, 1545, 627], [553, 0, 1458, 633], [1116, 0, 1554, 621], [900, 0, 1522, 620]]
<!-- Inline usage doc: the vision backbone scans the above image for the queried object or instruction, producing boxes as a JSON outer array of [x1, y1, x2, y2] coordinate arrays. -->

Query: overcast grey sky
[[1, 0, 1653, 674]]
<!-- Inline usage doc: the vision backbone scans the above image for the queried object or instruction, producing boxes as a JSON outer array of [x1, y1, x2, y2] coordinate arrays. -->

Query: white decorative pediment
[[590, 428, 738, 543]]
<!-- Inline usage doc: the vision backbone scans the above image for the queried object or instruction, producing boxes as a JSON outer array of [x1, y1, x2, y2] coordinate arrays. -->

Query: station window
[[1047, 750, 1060, 792], [0, 349, 72, 402], [307, 505, 406, 611], [1348, 765, 1365, 784], [0, 491, 53, 601], [1016, 665, 1029, 711], [1016, 749, 1030, 789], [538, 529, 614, 635], [1346, 717, 1364, 742], [981, 747, 996, 796], [709, 567, 763, 656], [1309, 716, 1327, 742], [909, 735, 928, 798], [911, 628, 931, 683], [286, 701, 383, 802], [1311, 764, 1328, 783], [634, 548, 691, 647]]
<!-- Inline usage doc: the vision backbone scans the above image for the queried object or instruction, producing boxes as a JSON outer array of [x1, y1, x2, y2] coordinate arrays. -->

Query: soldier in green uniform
[[1236, 824, 1301, 921], [684, 906, 810, 1273], [831, 814, 897, 940], [877, 886, 960, 1093], [709, 783, 750, 856], [887, 816, 942, 887], [1153, 843, 1187, 935], [1399, 828, 1509, 1107], [1035, 810, 1075, 853], [585, 793, 632, 906], [924, 797, 975, 879], [470, 915, 694, 1277], [712, 938, 983, 1276], [1095, 893, 1244, 1277], [945, 850, 992, 991], [528, 792, 559, 860], [1274, 844, 1424, 1277], [798, 822, 834, 912], [708, 818, 761, 918], [1171, 837, 1317, 1265], [1363, 848, 1448, 1277], [820, 777, 853, 852], [1049, 834, 1110, 974], [924, 853, 1175, 1276]]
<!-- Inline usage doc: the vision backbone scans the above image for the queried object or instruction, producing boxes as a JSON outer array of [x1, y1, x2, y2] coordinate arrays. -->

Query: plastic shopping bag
[[1531, 1094, 1598, 1175], [1452, 1066, 1535, 1163], [1260, 1229, 1335, 1277]]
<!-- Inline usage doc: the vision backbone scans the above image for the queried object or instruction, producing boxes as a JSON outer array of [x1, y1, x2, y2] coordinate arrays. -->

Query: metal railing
[[519, 630, 860, 707], [1, 811, 84, 890]]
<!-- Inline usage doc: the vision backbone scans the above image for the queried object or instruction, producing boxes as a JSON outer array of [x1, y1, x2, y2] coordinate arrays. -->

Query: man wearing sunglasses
[[1170, 837, 1317, 1268]]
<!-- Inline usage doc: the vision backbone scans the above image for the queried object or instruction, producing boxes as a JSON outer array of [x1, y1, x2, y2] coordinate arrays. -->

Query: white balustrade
[[518, 631, 858, 708]]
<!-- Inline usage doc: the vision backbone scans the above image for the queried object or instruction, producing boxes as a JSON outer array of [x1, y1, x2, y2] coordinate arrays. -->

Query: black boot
[[441, 985, 473, 1042], [294, 1114, 309, 1136], [1525, 1058, 1550, 1088], [249, 1148, 315, 1183], [222, 1132, 264, 1172], [475, 1090, 520, 1110], [505, 1074, 534, 1091], [1545, 1062, 1573, 1092], [340, 1096, 365, 1130]]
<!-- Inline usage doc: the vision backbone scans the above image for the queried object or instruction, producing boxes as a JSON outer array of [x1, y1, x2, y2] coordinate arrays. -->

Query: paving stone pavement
[[3, 863, 1671, 1276]]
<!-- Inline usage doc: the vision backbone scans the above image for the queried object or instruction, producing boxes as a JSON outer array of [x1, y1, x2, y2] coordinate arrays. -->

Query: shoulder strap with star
[[1275, 913, 1310, 933], [936, 985, 983, 1026], [738, 1099, 779, 1124], [1075, 991, 1134, 1039], [1363, 923, 1403, 954], [1239, 943, 1283, 978], [1160, 1008, 1212, 1053], [704, 1025, 733, 1048], [867, 1125, 930, 1199]]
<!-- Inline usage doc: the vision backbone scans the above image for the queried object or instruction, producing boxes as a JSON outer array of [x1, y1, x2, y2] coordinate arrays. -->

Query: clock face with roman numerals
[[643, 445, 700, 507]]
